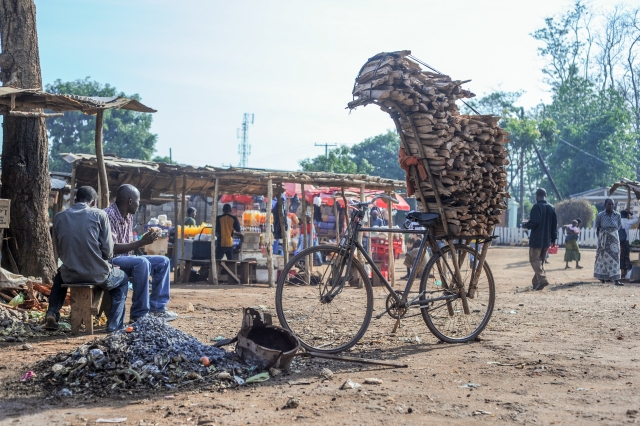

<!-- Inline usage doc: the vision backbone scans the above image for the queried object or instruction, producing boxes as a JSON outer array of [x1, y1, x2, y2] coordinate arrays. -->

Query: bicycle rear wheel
[[275, 245, 373, 353], [419, 244, 495, 343]]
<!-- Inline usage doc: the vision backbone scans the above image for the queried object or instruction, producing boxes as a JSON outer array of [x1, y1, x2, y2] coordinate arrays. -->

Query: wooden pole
[[266, 179, 274, 287], [277, 190, 289, 266], [208, 179, 219, 285], [333, 197, 339, 240], [301, 183, 310, 285], [387, 191, 395, 286], [173, 175, 179, 282], [69, 161, 77, 206], [358, 184, 365, 263], [94, 110, 109, 208], [180, 175, 187, 283]]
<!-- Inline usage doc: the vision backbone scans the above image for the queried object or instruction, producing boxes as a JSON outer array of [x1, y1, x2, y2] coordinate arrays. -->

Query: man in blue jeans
[[46, 186, 129, 332], [105, 184, 177, 323]]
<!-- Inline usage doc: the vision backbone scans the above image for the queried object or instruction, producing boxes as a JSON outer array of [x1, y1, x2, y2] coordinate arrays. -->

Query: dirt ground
[[1, 246, 640, 425]]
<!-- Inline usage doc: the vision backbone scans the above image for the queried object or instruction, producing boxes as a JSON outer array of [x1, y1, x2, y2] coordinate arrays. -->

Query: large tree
[[47, 77, 157, 172], [350, 130, 405, 181], [299, 145, 373, 174], [0, 0, 56, 280]]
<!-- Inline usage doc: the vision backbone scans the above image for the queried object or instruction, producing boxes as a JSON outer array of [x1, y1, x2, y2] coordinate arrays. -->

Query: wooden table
[[179, 258, 255, 284]]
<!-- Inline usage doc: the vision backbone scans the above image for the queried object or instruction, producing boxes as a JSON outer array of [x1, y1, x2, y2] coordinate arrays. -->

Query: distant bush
[[555, 199, 595, 228]]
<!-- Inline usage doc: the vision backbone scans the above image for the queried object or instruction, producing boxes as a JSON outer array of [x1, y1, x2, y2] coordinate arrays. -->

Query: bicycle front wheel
[[419, 244, 495, 343], [275, 245, 373, 353]]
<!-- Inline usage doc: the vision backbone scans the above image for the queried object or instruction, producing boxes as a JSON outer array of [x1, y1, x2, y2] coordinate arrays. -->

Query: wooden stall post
[[173, 175, 179, 282], [208, 179, 219, 285], [301, 183, 310, 285], [333, 196, 339, 240], [266, 179, 274, 287], [69, 161, 77, 206], [94, 110, 109, 208], [180, 175, 187, 283], [358, 184, 365, 263], [277, 189, 289, 266], [387, 191, 395, 286]]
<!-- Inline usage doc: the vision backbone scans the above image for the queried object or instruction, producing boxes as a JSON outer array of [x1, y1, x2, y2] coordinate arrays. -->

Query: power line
[[315, 143, 337, 157], [556, 137, 615, 167]]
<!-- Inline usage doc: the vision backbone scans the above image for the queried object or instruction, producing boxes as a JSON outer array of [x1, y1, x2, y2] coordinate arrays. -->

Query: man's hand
[[140, 230, 159, 246]]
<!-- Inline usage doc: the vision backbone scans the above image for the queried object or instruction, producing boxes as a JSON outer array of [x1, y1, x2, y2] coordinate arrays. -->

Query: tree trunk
[[0, 0, 56, 281]]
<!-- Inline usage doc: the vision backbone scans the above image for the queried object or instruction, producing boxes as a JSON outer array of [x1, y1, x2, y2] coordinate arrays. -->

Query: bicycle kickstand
[[392, 318, 401, 333]]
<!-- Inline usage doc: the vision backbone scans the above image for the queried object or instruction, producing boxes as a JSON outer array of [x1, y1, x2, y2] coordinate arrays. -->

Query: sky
[[32, 0, 640, 170]]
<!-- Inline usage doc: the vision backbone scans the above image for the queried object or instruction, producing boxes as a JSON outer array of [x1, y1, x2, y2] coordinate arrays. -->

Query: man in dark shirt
[[45, 186, 129, 332], [216, 204, 241, 260], [524, 188, 558, 291], [185, 207, 197, 226]]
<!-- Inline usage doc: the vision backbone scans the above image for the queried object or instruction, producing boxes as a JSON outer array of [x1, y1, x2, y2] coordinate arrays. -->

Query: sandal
[[565, 266, 571, 269], [576, 266, 583, 269]]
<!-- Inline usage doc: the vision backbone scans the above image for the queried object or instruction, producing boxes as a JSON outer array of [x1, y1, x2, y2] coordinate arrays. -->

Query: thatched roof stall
[[64, 154, 406, 286], [0, 87, 156, 208]]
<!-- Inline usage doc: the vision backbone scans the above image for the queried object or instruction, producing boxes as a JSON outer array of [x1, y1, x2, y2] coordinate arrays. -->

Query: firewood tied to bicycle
[[275, 50, 510, 354]]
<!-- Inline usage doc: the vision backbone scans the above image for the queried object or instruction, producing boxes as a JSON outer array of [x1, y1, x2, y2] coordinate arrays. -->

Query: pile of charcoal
[[0, 304, 66, 342], [33, 316, 246, 398]]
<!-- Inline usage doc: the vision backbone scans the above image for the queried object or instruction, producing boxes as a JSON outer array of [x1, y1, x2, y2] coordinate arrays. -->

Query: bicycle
[[275, 194, 496, 353]]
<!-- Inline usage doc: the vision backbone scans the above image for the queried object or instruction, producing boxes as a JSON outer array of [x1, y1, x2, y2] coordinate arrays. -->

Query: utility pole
[[315, 143, 337, 157], [237, 113, 254, 167]]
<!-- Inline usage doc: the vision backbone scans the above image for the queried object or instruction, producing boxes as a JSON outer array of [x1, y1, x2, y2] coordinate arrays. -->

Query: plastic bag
[[8, 293, 24, 306]]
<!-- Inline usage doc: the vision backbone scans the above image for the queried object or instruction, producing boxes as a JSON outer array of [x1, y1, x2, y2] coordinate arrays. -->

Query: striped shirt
[[104, 202, 133, 256]]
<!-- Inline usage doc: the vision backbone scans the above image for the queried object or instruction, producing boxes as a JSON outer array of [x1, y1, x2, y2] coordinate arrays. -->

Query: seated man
[[105, 184, 177, 322], [46, 186, 129, 332]]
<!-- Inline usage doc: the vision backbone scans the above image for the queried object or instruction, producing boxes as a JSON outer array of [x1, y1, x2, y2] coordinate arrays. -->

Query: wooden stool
[[62, 284, 107, 335]]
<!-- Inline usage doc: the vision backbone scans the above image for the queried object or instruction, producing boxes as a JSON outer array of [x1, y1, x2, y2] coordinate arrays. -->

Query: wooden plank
[[180, 175, 187, 283], [220, 261, 240, 284], [302, 183, 310, 285]]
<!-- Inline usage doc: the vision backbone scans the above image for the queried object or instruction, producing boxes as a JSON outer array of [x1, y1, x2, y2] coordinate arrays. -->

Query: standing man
[[370, 209, 384, 227], [185, 207, 197, 226], [523, 188, 557, 291], [45, 186, 129, 332], [216, 203, 241, 260], [105, 184, 177, 322]]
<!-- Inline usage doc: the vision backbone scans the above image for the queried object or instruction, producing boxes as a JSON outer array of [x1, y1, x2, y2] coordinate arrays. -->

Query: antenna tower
[[237, 113, 254, 167]]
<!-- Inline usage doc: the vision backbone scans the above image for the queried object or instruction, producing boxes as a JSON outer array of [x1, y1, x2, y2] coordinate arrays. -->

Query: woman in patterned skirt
[[594, 199, 623, 286]]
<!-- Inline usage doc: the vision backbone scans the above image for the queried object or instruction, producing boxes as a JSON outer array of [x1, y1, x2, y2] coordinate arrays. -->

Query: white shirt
[[621, 214, 639, 233]]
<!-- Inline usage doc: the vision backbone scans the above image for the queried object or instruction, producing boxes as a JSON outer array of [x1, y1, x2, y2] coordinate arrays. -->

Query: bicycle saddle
[[406, 211, 440, 224]]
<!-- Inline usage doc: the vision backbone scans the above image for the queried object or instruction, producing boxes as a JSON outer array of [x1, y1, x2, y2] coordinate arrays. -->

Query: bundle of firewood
[[348, 50, 510, 236]]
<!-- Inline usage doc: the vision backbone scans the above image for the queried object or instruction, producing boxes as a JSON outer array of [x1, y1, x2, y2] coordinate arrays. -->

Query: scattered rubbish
[[96, 418, 128, 423], [518, 304, 524, 307], [576, 388, 589, 391], [20, 371, 36, 382], [200, 356, 210, 367], [472, 410, 492, 415], [269, 367, 282, 377], [211, 336, 225, 341], [617, 336, 624, 340], [364, 378, 383, 385], [217, 372, 232, 380], [187, 303, 195, 313], [320, 368, 333, 380], [366, 405, 385, 411], [633, 304, 637, 309], [340, 378, 361, 390], [234, 375, 245, 385], [245, 372, 270, 383], [288, 379, 312, 385], [459, 383, 481, 388], [57, 388, 72, 397], [8, 293, 25, 307], [283, 396, 300, 409], [509, 310, 517, 314]]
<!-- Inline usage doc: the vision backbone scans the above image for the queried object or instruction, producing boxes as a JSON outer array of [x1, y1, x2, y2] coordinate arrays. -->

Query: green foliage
[[350, 131, 405, 181], [152, 155, 172, 164], [542, 77, 637, 196], [554, 198, 595, 227], [299, 130, 404, 180], [299, 145, 373, 174], [46, 77, 158, 172]]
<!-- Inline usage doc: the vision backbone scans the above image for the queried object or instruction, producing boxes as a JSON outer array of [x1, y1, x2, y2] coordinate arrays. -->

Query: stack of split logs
[[348, 50, 510, 236]]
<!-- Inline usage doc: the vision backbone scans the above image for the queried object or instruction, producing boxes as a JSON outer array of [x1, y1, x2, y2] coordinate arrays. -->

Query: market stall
[[65, 154, 406, 286]]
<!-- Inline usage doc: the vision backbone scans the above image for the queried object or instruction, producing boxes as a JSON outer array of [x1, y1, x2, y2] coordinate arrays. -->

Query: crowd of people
[[524, 188, 638, 290]]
